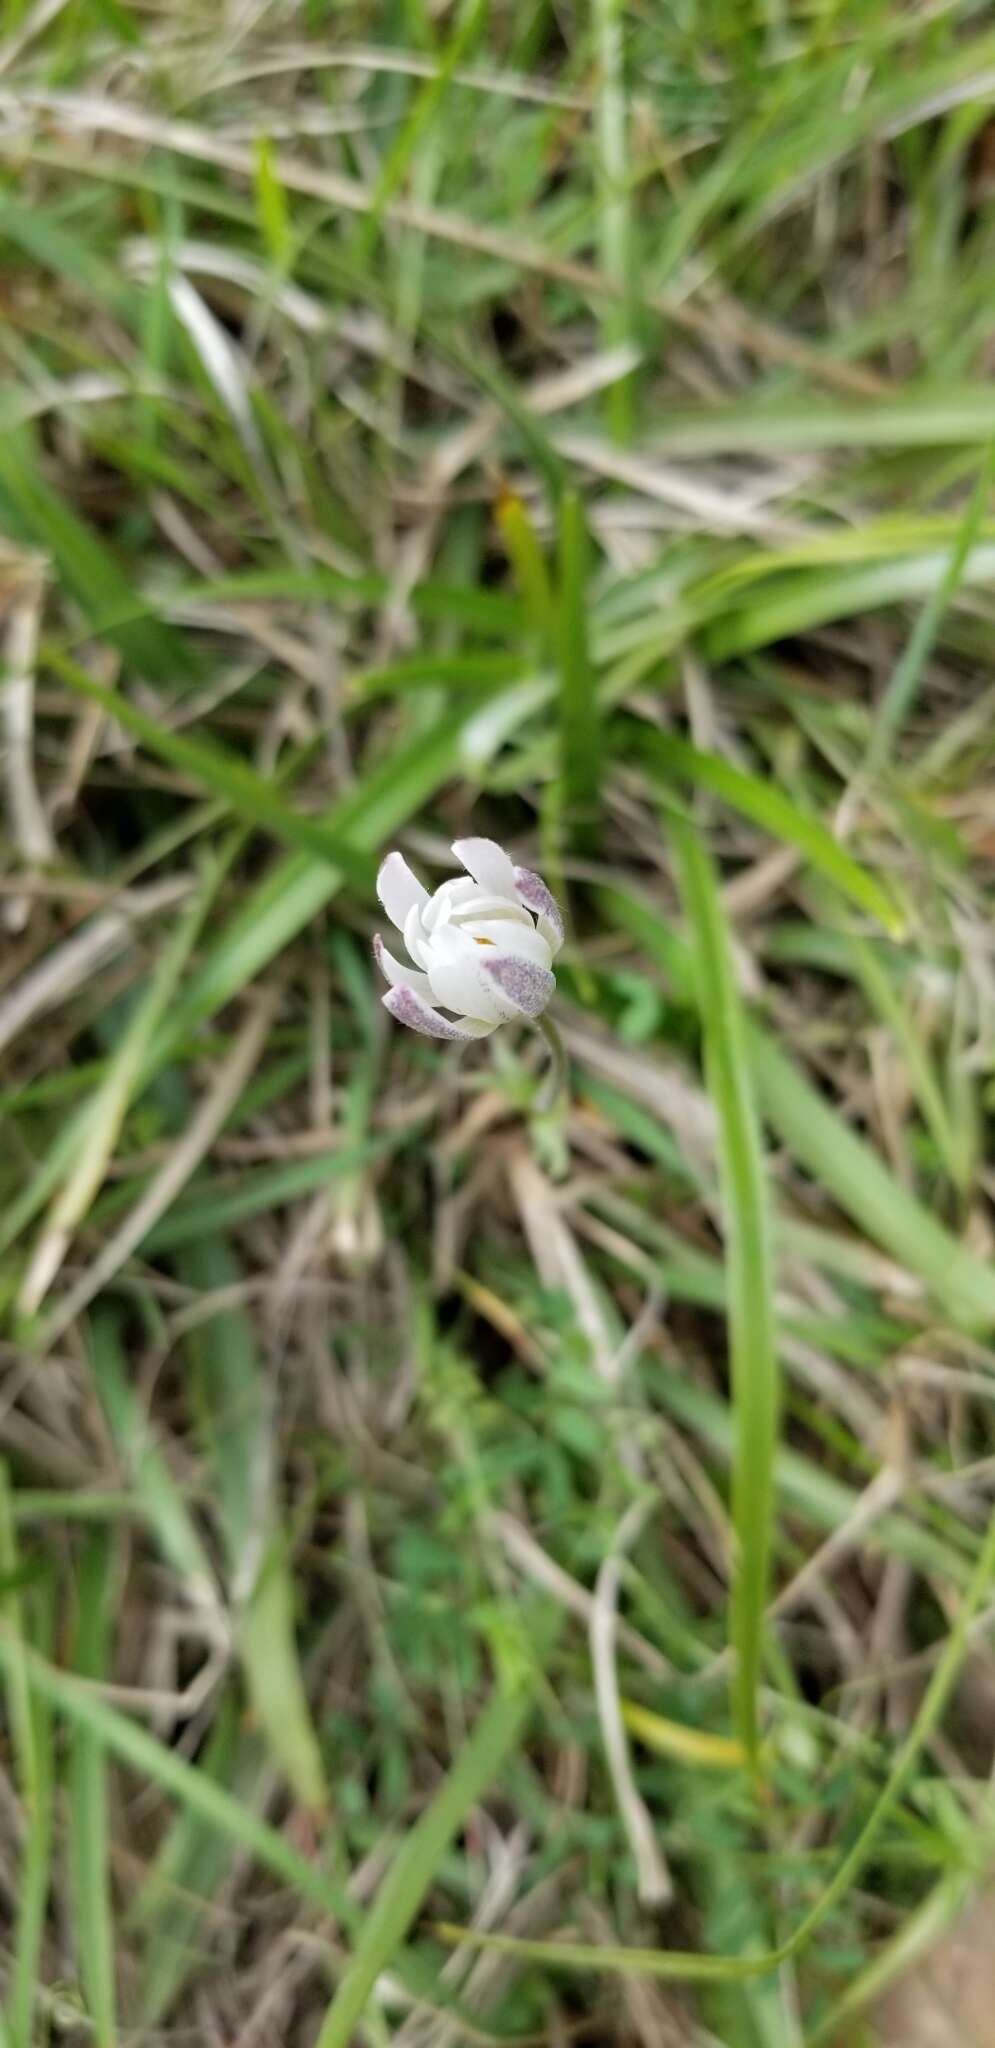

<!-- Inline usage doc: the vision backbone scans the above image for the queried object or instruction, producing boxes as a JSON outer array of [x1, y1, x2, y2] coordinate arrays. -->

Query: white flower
[[374, 837, 564, 1040]]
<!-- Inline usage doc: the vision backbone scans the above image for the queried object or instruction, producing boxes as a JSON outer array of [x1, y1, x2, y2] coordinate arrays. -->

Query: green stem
[[535, 1011, 569, 1112]]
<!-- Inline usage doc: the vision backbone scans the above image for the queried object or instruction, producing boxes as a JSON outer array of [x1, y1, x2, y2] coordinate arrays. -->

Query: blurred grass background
[[3, 2, 995, 2042]]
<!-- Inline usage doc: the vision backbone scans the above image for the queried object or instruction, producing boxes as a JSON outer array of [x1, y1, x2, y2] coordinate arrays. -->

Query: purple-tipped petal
[[377, 851, 428, 932], [373, 933, 434, 1002], [452, 837, 519, 902], [514, 867, 564, 953], [481, 952, 556, 1020], [383, 985, 493, 1040]]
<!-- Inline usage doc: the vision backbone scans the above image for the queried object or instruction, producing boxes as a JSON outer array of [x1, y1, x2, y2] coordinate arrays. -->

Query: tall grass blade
[[69, 1531, 117, 2047], [558, 489, 599, 850], [671, 814, 779, 1768]]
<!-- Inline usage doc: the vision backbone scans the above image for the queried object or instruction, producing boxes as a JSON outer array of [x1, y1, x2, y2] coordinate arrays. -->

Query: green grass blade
[[0, 1467, 54, 2048], [594, 0, 636, 440], [42, 646, 374, 887], [7, 1698, 53, 2048], [558, 489, 599, 849], [314, 1678, 534, 2048], [169, 566, 523, 634], [69, 1531, 117, 2048], [87, 1306, 216, 1602], [138, 1137, 395, 1253], [649, 387, 995, 457], [703, 542, 995, 661], [749, 1030, 995, 1331], [443, 333, 568, 506], [597, 884, 995, 1329], [253, 136, 292, 269], [865, 437, 995, 773], [0, 427, 196, 682], [846, 930, 968, 1189], [0, 1465, 36, 1819], [179, 1233, 327, 1810], [805, 1866, 976, 2047], [11, 1493, 134, 1526], [0, 1631, 349, 1919], [671, 815, 779, 1768], [19, 850, 228, 1314], [237, 1545, 328, 1813], [350, 0, 486, 267], [351, 650, 525, 700], [618, 718, 902, 933], [0, 1092, 103, 1258], [496, 487, 555, 650], [130, 1693, 256, 2024]]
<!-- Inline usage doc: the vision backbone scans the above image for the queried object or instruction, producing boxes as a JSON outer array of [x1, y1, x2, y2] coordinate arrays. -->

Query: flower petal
[[377, 851, 428, 933], [424, 925, 505, 1024], [404, 903, 433, 969], [373, 933, 434, 1002], [452, 837, 520, 903], [383, 985, 494, 1040], [423, 876, 475, 931], [462, 918, 551, 969], [514, 867, 564, 954], [450, 893, 532, 929], [481, 952, 556, 1019]]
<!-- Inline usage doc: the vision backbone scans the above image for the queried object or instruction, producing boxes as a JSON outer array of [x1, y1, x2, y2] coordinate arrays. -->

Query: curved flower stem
[[535, 1011, 569, 1113]]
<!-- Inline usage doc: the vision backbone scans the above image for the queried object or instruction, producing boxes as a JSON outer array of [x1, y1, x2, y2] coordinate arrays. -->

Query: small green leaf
[[253, 137, 292, 268]]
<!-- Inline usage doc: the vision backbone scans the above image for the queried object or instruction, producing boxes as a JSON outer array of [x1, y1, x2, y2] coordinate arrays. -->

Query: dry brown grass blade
[[506, 1146, 617, 1385], [0, 876, 192, 1058], [0, 0, 71, 76], [590, 1499, 673, 1911], [1, 552, 54, 931], [490, 1511, 671, 1683]]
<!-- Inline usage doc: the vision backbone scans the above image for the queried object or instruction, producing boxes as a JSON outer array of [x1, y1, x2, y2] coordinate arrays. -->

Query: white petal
[[449, 893, 532, 929], [462, 919, 551, 969], [481, 953, 556, 1019], [377, 852, 428, 933], [383, 985, 494, 1040], [514, 867, 564, 955], [373, 933, 434, 1002], [423, 876, 477, 930], [452, 837, 519, 903], [424, 925, 504, 1024], [404, 903, 433, 969]]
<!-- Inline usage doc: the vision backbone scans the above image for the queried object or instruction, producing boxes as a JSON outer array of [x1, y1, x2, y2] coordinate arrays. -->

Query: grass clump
[[2, 5, 995, 2044]]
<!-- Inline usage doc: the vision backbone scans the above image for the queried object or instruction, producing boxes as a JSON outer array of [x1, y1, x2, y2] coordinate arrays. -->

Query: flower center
[[474, 936, 495, 945]]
